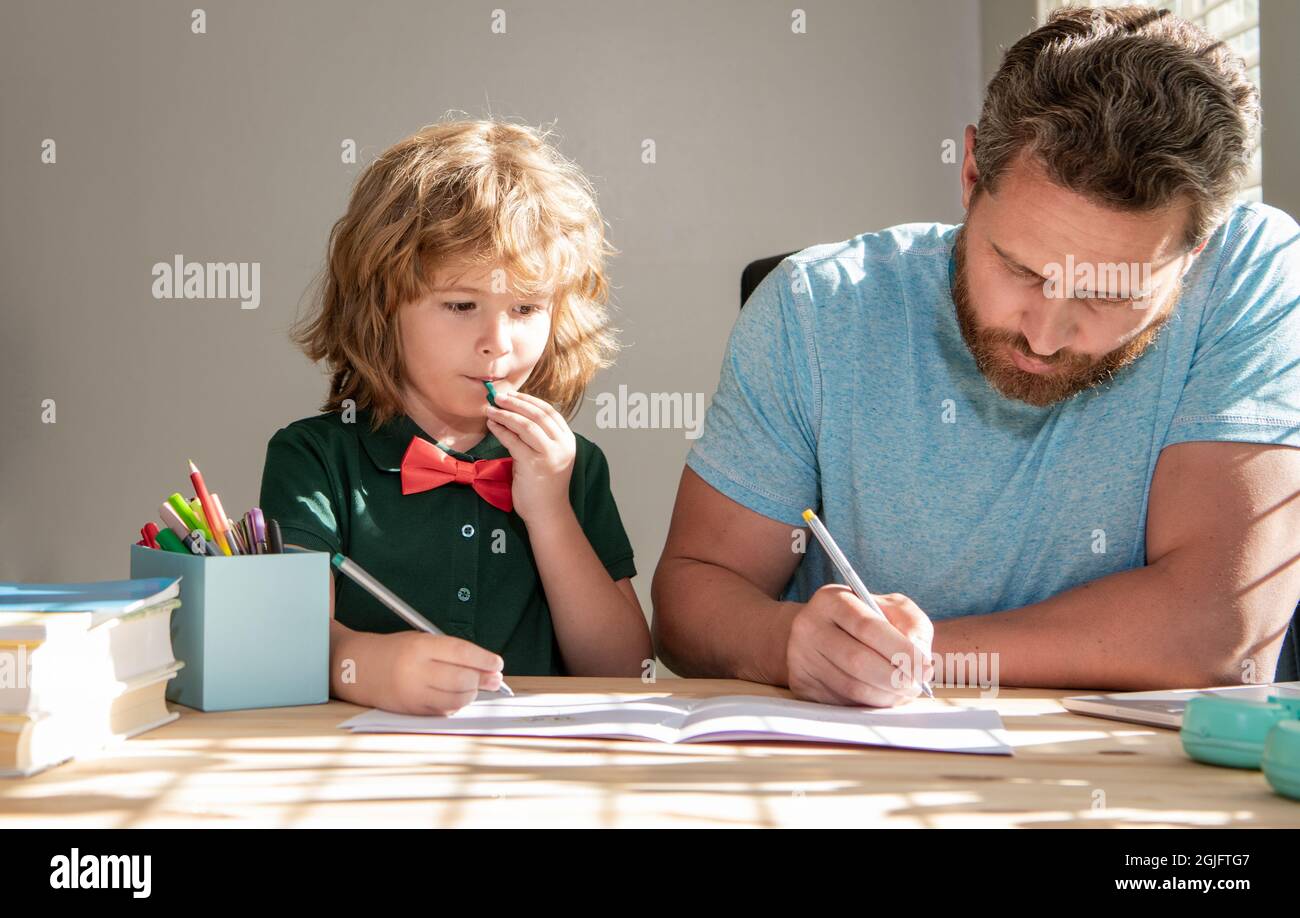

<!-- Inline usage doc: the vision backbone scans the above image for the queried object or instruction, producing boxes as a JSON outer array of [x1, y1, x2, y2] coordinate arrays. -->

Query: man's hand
[[786, 585, 936, 706]]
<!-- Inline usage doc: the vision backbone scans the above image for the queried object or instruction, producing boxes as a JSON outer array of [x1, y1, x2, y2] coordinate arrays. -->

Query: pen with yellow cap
[[801, 508, 935, 699]]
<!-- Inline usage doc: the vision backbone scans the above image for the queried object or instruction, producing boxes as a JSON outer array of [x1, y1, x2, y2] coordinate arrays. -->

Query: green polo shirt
[[258, 409, 637, 675]]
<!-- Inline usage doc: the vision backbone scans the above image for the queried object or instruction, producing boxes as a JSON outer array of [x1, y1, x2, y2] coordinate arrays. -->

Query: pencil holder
[[129, 544, 330, 711]]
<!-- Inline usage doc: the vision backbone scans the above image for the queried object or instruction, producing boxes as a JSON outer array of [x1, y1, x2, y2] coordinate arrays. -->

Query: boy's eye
[[444, 301, 476, 313], [516, 303, 544, 316]]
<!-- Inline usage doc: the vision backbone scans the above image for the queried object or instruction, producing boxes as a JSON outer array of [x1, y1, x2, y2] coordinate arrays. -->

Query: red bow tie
[[399, 436, 514, 512]]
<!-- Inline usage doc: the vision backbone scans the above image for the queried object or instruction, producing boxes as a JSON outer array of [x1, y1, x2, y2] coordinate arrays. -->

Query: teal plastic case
[[1179, 696, 1291, 769], [129, 544, 330, 711], [1262, 720, 1300, 800]]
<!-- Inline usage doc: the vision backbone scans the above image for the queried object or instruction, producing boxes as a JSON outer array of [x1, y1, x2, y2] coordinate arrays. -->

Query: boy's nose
[[478, 314, 512, 356]]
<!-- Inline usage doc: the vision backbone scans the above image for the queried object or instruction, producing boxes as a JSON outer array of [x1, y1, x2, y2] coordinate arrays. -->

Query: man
[[652, 6, 1300, 706]]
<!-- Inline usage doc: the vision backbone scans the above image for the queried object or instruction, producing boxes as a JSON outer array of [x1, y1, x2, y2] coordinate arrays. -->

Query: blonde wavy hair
[[294, 118, 620, 428]]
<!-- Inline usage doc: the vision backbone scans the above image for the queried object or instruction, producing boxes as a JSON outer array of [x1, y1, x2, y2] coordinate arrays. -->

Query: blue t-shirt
[[686, 203, 1300, 619]]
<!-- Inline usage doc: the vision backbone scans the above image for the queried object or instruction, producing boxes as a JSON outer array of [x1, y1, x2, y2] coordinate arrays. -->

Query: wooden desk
[[2, 677, 1296, 827]]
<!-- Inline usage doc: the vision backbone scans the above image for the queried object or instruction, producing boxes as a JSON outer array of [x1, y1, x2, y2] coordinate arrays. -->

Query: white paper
[[339, 691, 1012, 755]]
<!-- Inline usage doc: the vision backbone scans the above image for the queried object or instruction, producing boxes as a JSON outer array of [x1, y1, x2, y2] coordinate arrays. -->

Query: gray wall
[[1261, 0, 1300, 219], [981, 0, 1038, 86], [0, 0, 982, 600], [6, 0, 1293, 648]]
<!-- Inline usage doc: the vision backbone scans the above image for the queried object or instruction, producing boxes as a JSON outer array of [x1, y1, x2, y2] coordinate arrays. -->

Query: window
[[1037, 0, 1262, 202]]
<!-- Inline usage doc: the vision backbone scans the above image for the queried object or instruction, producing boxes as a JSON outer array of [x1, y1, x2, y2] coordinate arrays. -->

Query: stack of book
[[0, 578, 184, 777]]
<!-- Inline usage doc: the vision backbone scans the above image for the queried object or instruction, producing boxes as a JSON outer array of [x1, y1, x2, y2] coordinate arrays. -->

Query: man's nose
[[1020, 296, 1074, 358]]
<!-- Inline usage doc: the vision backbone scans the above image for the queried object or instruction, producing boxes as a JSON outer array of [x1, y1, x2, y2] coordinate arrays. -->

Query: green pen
[[483, 379, 498, 407], [168, 493, 212, 541], [155, 528, 190, 554]]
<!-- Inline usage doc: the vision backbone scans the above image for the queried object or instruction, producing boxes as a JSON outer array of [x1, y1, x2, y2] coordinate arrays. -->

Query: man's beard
[[950, 224, 1178, 408]]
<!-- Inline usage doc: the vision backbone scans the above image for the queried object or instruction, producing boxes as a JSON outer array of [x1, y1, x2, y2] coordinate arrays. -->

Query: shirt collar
[[358, 409, 509, 473]]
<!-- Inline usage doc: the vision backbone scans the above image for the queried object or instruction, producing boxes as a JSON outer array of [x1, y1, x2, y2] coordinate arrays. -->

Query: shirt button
[[461, 523, 475, 538], [457, 587, 471, 602]]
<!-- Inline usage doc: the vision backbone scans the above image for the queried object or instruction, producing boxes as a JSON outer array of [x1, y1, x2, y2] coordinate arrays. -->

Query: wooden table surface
[[2, 676, 1296, 828]]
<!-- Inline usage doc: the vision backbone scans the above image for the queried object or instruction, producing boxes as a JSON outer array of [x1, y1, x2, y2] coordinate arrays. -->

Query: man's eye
[[444, 302, 475, 313], [1080, 293, 1135, 306]]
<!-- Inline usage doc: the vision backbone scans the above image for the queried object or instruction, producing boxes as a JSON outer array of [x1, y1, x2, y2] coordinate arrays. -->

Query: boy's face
[[399, 261, 553, 423], [953, 125, 1204, 407]]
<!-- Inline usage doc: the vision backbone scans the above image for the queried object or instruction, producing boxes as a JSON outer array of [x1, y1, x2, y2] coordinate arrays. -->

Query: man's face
[[953, 135, 1202, 408]]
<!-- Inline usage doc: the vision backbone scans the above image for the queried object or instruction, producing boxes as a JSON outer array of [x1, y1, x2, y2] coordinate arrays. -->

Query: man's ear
[[1175, 238, 1211, 280], [960, 124, 979, 211]]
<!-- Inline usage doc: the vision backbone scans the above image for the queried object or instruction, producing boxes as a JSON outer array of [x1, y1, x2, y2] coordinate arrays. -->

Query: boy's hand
[[376, 631, 505, 716], [485, 390, 576, 524]]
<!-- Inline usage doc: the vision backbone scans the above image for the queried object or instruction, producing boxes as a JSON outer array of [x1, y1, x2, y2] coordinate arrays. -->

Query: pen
[[250, 508, 267, 554], [266, 519, 283, 554], [227, 521, 244, 555], [159, 502, 191, 540], [155, 528, 190, 554], [330, 552, 513, 696], [167, 493, 210, 541], [189, 460, 232, 556], [209, 491, 239, 555], [191, 529, 216, 555], [801, 508, 935, 699], [159, 502, 212, 554], [218, 505, 244, 555]]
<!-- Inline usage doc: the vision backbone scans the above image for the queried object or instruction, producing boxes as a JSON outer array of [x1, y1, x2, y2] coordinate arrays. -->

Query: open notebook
[[340, 691, 1013, 755]]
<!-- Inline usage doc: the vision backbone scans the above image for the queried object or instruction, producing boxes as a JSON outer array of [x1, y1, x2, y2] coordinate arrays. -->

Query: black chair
[[740, 252, 795, 309], [739, 253, 1300, 680], [1278, 612, 1299, 681]]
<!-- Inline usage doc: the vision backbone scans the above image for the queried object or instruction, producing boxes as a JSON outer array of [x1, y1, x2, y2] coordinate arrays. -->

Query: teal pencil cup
[[129, 544, 330, 712]]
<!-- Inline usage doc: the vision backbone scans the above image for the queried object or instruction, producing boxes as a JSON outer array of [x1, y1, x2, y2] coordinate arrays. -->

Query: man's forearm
[[933, 560, 1278, 690], [652, 557, 799, 684]]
